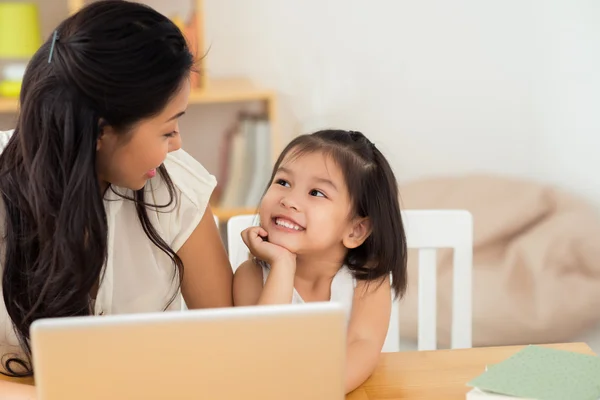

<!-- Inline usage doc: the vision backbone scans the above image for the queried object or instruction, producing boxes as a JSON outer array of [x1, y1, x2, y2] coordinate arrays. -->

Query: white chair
[[227, 214, 260, 272], [226, 210, 473, 352], [383, 210, 473, 352]]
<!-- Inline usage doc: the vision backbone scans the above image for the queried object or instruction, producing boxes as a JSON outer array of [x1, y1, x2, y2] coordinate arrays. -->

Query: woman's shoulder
[[135, 149, 217, 252], [133, 149, 217, 215], [161, 149, 217, 208]]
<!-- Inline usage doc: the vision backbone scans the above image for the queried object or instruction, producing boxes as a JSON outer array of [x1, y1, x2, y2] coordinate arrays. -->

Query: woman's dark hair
[[0, 0, 194, 376], [268, 130, 408, 298]]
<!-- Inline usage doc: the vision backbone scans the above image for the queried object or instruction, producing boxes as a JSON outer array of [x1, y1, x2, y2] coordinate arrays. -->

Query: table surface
[[0, 342, 595, 400], [346, 342, 595, 400]]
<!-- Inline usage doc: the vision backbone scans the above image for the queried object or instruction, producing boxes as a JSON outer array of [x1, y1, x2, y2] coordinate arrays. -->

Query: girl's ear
[[343, 217, 372, 249]]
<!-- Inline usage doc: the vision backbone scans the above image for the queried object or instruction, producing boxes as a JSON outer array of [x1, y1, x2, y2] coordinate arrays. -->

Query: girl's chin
[[264, 233, 297, 253]]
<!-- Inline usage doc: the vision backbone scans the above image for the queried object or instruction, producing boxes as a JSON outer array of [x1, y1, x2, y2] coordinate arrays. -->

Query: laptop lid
[[30, 302, 346, 400]]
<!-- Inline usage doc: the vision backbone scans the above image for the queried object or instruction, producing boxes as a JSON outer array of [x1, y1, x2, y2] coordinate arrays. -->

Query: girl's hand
[[241, 226, 296, 265]]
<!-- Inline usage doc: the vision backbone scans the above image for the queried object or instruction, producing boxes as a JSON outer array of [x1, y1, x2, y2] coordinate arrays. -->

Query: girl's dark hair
[[0, 0, 194, 376], [269, 130, 408, 298]]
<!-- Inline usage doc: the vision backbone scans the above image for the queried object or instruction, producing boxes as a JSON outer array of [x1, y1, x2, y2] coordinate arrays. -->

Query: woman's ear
[[96, 119, 114, 151], [343, 217, 372, 249]]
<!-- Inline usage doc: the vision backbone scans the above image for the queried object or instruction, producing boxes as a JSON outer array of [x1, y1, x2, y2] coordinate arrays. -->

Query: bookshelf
[[0, 77, 275, 111], [68, 0, 207, 88], [0, 0, 280, 222]]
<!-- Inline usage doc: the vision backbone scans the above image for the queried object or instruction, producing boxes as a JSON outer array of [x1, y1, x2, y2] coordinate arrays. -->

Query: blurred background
[[0, 0, 599, 353]]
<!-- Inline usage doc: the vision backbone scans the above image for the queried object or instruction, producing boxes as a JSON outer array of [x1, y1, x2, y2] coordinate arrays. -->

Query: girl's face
[[259, 149, 367, 260], [95, 80, 190, 191]]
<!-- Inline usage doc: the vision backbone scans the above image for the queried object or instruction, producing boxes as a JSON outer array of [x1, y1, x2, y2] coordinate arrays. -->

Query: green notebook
[[467, 345, 600, 400]]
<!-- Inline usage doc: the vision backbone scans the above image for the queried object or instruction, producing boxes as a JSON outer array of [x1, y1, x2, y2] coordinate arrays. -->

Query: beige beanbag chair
[[397, 174, 600, 347]]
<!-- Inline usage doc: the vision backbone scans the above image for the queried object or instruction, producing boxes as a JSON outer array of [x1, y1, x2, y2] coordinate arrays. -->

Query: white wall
[[203, 0, 600, 204], [531, 0, 600, 202]]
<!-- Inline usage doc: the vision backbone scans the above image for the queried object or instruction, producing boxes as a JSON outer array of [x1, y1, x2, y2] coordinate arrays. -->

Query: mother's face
[[95, 80, 190, 191]]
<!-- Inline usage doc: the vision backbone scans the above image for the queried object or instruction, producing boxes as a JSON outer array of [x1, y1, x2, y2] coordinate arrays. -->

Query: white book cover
[[466, 388, 531, 400], [466, 366, 532, 400]]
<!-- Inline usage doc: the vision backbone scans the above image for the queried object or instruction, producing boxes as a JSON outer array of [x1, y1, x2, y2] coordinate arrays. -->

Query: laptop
[[30, 302, 346, 400]]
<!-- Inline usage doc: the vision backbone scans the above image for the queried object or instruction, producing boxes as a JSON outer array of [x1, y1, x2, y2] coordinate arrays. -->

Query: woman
[[0, 0, 232, 377]]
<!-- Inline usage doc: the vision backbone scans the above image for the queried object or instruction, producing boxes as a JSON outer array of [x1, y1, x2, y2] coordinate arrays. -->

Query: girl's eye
[[275, 179, 290, 187], [309, 189, 325, 198], [164, 130, 178, 138]]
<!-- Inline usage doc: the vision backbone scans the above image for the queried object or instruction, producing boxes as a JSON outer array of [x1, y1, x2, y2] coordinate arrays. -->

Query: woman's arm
[[177, 205, 233, 308], [345, 277, 392, 393]]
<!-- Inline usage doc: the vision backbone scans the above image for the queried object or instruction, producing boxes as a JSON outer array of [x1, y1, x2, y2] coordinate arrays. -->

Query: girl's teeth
[[276, 218, 301, 230]]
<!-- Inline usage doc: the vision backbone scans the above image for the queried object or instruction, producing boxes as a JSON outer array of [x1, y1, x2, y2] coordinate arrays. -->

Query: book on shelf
[[215, 113, 272, 213], [466, 345, 600, 400]]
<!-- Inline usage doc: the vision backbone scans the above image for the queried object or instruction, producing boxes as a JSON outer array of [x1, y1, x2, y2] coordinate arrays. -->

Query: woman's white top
[[0, 129, 217, 372], [261, 263, 356, 322]]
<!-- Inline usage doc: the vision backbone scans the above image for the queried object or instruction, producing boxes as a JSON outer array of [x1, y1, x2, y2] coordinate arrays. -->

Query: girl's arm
[[233, 258, 296, 306], [233, 226, 297, 306], [177, 205, 233, 308], [0, 380, 36, 399], [345, 277, 392, 393]]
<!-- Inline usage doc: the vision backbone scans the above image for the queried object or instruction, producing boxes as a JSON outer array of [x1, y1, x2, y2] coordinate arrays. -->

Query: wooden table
[[346, 342, 595, 399], [0, 342, 595, 399]]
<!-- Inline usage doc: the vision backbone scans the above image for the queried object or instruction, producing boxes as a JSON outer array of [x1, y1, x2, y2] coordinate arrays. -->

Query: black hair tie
[[348, 130, 376, 150]]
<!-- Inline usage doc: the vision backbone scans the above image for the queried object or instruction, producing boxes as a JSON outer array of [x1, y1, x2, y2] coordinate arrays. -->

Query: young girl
[[233, 129, 408, 393]]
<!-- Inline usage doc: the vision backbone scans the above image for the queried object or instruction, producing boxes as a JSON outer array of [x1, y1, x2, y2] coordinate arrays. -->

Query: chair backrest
[[227, 213, 260, 271], [226, 210, 473, 353], [383, 209, 472, 352]]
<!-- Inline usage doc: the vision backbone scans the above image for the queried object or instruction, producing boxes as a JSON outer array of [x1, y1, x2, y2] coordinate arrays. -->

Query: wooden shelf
[[189, 77, 275, 104], [212, 206, 257, 221], [0, 77, 275, 113], [0, 97, 18, 113]]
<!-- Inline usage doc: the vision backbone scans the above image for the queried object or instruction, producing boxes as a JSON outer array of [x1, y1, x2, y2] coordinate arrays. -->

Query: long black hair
[[0, 0, 194, 376], [268, 130, 408, 298]]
